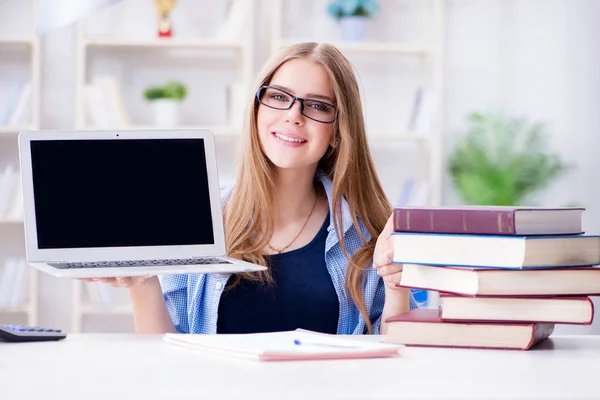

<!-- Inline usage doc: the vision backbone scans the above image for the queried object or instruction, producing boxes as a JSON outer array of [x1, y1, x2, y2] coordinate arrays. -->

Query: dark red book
[[438, 294, 594, 325], [384, 309, 554, 350], [393, 206, 584, 235]]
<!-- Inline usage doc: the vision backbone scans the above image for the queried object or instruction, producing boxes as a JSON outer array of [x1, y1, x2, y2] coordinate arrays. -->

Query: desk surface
[[1, 334, 598, 400]]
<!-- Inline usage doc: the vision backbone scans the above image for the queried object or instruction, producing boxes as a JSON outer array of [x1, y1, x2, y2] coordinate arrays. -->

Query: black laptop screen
[[30, 138, 215, 249]]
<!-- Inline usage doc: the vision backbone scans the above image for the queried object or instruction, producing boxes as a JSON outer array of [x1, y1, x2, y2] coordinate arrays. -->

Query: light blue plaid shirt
[[159, 170, 421, 335]]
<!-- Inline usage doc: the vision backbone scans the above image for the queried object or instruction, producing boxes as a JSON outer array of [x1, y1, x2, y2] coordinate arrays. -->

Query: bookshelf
[[71, 280, 133, 333], [269, 0, 445, 208], [69, 0, 256, 332], [73, 0, 256, 134], [0, 0, 40, 326]]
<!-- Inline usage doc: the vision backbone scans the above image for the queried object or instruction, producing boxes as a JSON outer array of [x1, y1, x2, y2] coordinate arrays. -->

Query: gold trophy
[[154, 0, 177, 38]]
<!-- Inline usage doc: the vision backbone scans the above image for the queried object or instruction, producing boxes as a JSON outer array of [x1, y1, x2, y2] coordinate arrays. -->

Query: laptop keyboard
[[48, 258, 233, 269]]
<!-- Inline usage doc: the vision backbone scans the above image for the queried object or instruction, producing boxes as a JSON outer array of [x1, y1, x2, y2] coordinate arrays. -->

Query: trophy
[[154, 0, 177, 38]]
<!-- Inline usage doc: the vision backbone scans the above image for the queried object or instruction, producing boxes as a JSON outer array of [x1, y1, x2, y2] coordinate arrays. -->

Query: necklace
[[267, 195, 319, 254]]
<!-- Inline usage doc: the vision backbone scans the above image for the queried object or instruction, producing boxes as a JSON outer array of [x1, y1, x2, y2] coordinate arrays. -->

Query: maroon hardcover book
[[393, 206, 584, 235], [384, 309, 554, 350]]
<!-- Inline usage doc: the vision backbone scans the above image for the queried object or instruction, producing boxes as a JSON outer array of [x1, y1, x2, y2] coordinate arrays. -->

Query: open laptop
[[17, 129, 267, 278]]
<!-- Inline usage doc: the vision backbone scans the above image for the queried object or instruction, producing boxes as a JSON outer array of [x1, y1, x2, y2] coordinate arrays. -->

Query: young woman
[[90, 42, 418, 335]]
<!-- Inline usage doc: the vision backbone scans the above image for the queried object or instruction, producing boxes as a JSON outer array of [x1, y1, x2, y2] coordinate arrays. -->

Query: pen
[[293, 339, 360, 349]]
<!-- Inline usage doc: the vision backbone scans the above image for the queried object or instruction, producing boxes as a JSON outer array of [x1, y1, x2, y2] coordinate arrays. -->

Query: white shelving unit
[[0, 0, 40, 326], [70, 0, 256, 332], [0, 35, 41, 135], [269, 0, 445, 207], [73, 1, 256, 134], [71, 281, 133, 333]]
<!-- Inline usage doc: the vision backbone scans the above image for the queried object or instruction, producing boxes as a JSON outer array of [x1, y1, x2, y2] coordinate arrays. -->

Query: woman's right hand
[[81, 276, 154, 288]]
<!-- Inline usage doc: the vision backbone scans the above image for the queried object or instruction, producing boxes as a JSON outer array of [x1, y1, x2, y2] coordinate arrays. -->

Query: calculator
[[0, 324, 67, 342]]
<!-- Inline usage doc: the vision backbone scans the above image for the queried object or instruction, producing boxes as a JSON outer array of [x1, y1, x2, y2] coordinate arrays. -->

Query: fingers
[[382, 271, 403, 287], [373, 247, 394, 270], [376, 263, 403, 277], [373, 213, 396, 269], [82, 276, 149, 288], [377, 263, 404, 287], [384, 213, 394, 233]]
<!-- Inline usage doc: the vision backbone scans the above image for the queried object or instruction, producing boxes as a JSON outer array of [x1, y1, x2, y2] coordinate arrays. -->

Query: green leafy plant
[[447, 111, 572, 206], [327, 0, 379, 20], [143, 81, 187, 101]]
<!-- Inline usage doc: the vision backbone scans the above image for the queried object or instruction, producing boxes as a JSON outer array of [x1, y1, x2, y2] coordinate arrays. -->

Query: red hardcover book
[[393, 206, 584, 235], [438, 294, 594, 325], [384, 309, 554, 350]]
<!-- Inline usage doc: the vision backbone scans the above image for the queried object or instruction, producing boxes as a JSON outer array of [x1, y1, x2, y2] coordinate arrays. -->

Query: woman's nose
[[285, 100, 304, 125]]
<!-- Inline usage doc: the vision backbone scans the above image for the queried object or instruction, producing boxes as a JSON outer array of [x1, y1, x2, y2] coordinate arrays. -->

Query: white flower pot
[[151, 99, 181, 127], [339, 16, 367, 41]]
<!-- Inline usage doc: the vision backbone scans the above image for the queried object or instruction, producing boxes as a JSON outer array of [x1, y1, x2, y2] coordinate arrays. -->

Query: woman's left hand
[[373, 214, 403, 291]]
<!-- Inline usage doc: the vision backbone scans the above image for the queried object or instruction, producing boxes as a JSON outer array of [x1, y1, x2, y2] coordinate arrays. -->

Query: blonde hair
[[223, 42, 392, 333]]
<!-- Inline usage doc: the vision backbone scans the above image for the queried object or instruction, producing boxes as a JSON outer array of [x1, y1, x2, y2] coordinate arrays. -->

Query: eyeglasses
[[256, 86, 338, 124]]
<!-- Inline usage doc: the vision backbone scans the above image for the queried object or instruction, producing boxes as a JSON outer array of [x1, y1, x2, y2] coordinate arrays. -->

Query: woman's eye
[[309, 102, 329, 112], [271, 94, 289, 102]]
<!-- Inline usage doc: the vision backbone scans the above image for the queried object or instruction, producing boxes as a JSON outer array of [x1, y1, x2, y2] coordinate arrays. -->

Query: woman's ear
[[330, 135, 339, 148]]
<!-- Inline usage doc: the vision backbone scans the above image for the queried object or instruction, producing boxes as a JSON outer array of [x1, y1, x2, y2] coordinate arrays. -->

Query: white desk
[[0, 334, 598, 399]]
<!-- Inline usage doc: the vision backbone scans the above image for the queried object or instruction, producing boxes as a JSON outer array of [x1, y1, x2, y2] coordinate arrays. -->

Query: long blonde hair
[[223, 42, 392, 333]]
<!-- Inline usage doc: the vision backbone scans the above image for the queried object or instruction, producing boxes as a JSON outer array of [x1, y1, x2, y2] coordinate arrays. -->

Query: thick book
[[439, 294, 594, 325], [163, 329, 402, 362], [393, 206, 584, 235], [384, 309, 554, 350], [392, 233, 600, 269], [397, 263, 600, 296]]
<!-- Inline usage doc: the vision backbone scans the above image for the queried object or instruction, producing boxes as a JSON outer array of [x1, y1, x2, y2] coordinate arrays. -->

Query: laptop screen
[[29, 138, 215, 249]]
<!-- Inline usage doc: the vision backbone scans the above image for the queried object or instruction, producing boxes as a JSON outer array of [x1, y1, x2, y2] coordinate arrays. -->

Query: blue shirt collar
[[315, 169, 354, 235]]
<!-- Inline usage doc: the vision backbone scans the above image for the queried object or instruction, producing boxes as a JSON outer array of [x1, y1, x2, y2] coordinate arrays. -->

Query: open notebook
[[163, 329, 402, 361]]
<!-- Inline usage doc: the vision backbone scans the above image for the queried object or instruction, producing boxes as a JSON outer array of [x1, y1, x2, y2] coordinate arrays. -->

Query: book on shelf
[[0, 165, 22, 220], [84, 74, 129, 129], [217, 0, 251, 40], [395, 178, 431, 207], [0, 81, 31, 126], [82, 280, 132, 311], [0, 257, 29, 309], [405, 86, 437, 134], [397, 263, 600, 297], [164, 329, 402, 362], [391, 233, 600, 269], [383, 309, 554, 351], [393, 205, 584, 236], [438, 294, 594, 325]]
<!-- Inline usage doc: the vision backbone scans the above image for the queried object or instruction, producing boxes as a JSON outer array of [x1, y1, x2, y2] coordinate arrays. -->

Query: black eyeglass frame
[[256, 85, 338, 124]]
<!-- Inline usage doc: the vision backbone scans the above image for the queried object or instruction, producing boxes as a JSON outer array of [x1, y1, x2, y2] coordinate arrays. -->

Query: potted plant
[[327, 0, 379, 41], [143, 81, 187, 127], [447, 111, 572, 206]]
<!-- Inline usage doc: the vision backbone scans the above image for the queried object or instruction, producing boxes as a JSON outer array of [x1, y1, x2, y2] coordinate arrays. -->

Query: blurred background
[[0, 0, 599, 334]]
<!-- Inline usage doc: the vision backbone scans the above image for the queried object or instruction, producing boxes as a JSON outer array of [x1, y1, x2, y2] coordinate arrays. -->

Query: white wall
[[3, 0, 600, 333], [444, 0, 600, 334]]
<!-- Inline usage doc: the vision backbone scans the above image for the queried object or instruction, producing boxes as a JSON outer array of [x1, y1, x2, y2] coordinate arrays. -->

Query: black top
[[217, 213, 339, 334]]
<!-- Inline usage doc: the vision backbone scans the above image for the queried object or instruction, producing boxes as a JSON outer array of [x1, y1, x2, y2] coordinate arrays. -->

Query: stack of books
[[383, 206, 600, 350]]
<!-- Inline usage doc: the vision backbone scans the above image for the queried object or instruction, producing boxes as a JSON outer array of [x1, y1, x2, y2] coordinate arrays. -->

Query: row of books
[[84, 74, 246, 131], [83, 281, 114, 307], [0, 165, 22, 220], [0, 257, 29, 309], [83, 280, 132, 311], [1, 81, 32, 126], [382, 205, 599, 350]]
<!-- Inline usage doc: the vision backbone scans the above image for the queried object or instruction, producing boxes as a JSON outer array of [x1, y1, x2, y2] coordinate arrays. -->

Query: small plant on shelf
[[327, 0, 379, 20], [143, 81, 187, 127], [143, 81, 187, 102], [327, 0, 380, 41]]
